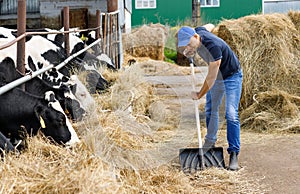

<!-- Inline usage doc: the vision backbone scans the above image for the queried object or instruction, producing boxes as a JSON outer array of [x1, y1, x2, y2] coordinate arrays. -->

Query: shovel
[[179, 59, 225, 173]]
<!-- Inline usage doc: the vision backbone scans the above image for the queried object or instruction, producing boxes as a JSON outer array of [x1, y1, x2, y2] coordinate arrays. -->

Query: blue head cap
[[177, 26, 196, 47]]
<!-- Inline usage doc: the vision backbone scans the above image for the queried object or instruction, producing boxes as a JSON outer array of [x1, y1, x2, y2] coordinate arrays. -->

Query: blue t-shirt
[[195, 27, 240, 80]]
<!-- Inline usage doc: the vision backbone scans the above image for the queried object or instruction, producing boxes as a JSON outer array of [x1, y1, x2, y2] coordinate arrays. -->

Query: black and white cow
[[0, 27, 97, 115], [0, 28, 71, 87], [1, 26, 111, 92], [77, 30, 117, 70], [0, 57, 86, 121], [0, 87, 80, 146]]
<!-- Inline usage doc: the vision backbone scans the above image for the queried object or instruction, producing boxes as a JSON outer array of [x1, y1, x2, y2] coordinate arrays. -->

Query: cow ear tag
[[39, 116, 46, 128], [80, 34, 87, 41]]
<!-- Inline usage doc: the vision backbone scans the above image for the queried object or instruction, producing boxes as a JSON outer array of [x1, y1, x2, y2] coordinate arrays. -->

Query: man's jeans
[[205, 70, 243, 154]]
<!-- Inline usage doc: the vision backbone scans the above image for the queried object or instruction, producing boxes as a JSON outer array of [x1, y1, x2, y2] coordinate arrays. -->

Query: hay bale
[[213, 13, 300, 132], [288, 11, 300, 32], [123, 24, 168, 60]]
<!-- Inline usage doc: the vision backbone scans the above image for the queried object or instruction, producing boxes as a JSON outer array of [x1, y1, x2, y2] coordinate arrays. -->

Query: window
[[200, 0, 220, 7], [136, 0, 156, 9]]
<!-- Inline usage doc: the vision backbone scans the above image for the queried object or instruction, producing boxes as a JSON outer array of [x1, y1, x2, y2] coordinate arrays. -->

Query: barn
[[0, 0, 132, 32], [131, 0, 193, 27], [132, 0, 300, 26]]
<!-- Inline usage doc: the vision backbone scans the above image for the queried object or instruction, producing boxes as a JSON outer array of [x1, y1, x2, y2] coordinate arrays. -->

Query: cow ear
[[34, 105, 46, 128]]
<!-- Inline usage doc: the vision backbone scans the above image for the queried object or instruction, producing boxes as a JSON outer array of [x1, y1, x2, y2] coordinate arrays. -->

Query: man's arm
[[202, 23, 215, 32], [191, 59, 221, 100]]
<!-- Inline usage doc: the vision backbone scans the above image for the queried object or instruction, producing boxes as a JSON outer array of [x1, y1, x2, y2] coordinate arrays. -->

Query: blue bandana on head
[[177, 26, 196, 47]]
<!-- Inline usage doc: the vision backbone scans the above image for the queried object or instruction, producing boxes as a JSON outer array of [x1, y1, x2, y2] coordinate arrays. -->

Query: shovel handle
[[189, 59, 203, 149]]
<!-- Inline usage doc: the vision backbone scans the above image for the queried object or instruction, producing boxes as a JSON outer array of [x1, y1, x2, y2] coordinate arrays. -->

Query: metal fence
[[0, 4, 123, 95], [0, 0, 39, 15]]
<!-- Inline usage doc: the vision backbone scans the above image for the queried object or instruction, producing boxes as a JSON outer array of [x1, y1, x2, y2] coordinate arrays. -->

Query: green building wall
[[201, 0, 263, 24], [131, 0, 192, 27], [132, 0, 263, 27]]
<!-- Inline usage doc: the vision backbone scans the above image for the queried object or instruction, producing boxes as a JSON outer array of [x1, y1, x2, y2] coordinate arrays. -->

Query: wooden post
[[192, 0, 201, 26], [107, 0, 118, 12], [63, 6, 70, 57], [96, 10, 101, 40], [115, 14, 119, 69], [17, 0, 26, 90]]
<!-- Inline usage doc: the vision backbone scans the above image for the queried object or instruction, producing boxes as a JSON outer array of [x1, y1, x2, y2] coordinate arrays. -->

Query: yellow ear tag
[[39, 116, 46, 129], [80, 34, 87, 41]]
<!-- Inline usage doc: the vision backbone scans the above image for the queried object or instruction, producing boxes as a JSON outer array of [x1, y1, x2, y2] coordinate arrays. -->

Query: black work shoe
[[228, 152, 239, 171], [202, 141, 215, 148]]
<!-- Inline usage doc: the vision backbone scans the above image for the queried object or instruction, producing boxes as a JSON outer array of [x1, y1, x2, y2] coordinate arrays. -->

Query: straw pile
[[213, 12, 300, 132], [288, 11, 300, 32], [122, 23, 168, 60]]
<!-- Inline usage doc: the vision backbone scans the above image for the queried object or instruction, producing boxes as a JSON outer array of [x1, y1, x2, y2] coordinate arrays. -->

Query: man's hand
[[191, 91, 200, 100]]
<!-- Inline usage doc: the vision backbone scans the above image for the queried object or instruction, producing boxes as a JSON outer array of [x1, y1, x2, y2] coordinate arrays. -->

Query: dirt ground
[[142, 63, 300, 194], [240, 132, 300, 194]]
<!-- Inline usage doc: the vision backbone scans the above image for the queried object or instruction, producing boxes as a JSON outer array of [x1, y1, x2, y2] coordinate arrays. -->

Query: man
[[177, 24, 243, 171]]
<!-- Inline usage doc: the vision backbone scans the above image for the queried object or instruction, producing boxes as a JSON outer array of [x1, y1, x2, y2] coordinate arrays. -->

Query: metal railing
[[0, 39, 101, 95], [0, 4, 123, 95]]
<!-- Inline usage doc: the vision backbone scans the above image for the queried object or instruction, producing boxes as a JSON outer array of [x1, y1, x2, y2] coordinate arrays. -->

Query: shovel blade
[[179, 147, 225, 173]]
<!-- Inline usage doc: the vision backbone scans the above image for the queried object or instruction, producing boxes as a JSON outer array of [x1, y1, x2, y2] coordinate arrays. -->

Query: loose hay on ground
[[0, 135, 122, 194]]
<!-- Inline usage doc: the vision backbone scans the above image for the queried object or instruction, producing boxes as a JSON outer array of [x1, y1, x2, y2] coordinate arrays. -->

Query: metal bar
[[109, 14, 113, 59], [115, 14, 119, 69], [17, 0, 26, 90], [0, 27, 102, 51], [117, 11, 123, 69], [101, 10, 119, 15], [106, 14, 110, 56], [0, 38, 101, 96], [64, 6, 70, 57], [100, 11, 104, 53], [103, 13, 107, 54], [114, 14, 118, 69]]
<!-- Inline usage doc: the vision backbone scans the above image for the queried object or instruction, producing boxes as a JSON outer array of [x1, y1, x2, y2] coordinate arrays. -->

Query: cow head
[[58, 84, 86, 121], [34, 91, 80, 145]]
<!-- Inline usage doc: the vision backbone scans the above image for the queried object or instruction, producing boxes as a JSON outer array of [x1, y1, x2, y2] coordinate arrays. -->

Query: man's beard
[[183, 49, 196, 58]]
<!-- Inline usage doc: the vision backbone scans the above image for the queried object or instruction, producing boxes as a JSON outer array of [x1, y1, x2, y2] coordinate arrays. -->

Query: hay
[[0, 135, 122, 193], [213, 12, 300, 132], [241, 90, 300, 133], [288, 11, 300, 32], [106, 63, 155, 116], [122, 24, 169, 60]]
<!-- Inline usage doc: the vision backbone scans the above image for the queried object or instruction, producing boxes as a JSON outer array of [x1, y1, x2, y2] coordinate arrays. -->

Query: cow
[[77, 30, 117, 70], [0, 28, 94, 118], [69, 75, 96, 111], [0, 57, 86, 121], [0, 30, 71, 87], [0, 87, 80, 147], [1, 26, 111, 91]]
